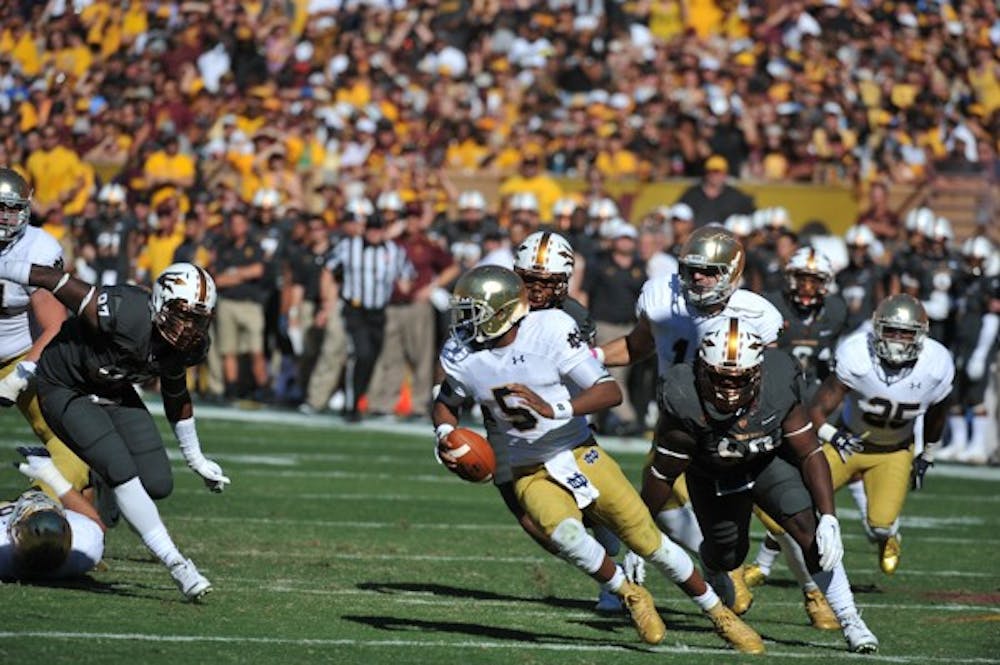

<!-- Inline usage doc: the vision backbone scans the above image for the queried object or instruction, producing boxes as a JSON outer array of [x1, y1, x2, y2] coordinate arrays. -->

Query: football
[[441, 428, 496, 483]]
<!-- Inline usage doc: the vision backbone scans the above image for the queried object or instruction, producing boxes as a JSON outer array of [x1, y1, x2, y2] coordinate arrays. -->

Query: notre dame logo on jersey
[[566, 328, 587, 349]]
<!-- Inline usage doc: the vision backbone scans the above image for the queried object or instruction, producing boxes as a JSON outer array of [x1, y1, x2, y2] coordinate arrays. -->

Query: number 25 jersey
[[438, 309, 606, 468], [835, 331, 954, 448]]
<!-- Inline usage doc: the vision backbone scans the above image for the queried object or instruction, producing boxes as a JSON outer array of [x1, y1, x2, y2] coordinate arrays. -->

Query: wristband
[[552, 400, 573, 418], [173, 417, 204, 463], [817, 423, 837, 443], [434, 423, 456, 443], [591, 346, 606, 364]]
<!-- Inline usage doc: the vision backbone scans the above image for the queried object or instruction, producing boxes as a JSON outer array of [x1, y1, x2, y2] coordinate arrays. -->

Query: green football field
[[0, 406, 997, 664]]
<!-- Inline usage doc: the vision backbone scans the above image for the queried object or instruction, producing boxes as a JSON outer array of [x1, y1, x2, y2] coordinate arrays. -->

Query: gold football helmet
[[8, 490, 72, 575], [0, 167, 32, 245], [679, 225, 746, 306], [450, 266, 529, 345], [872, 294, 928, 365]]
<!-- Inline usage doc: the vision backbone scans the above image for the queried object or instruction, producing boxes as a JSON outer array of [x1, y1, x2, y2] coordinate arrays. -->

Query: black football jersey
[[953, 274, 1000, 361], [835, 260, 884, 332], [38, 285, 207, 394], [659, 349, 801, 477], [560, 295, 597, 346], [764, 290, 847, 384]]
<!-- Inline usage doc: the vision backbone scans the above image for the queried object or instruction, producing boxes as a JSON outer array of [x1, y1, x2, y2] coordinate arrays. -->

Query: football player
[[0, 259, 229, 600], [837, 225, 885, 334], [434, 266, 764, 653], [0, 167, 90, 497], [1, 447, 105, 580], [746, 248, 847, 596], [648, 317, 879, 653], [809, 295, 954, 575], [940, 237, 1000, 463]]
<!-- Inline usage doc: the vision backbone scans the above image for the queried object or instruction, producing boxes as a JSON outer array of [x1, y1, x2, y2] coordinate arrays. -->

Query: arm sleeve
[[55, 512, 104, 578]]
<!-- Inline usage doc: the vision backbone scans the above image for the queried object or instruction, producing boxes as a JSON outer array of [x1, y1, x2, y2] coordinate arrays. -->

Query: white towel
[[544, 449, 600, 509]]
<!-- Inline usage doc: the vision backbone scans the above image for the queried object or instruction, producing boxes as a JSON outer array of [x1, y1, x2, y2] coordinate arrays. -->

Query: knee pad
[[551, 518, 605, 575], [648, 533, 694, 583], [699, 521, 744, 572], [142, 473, 174, 500]]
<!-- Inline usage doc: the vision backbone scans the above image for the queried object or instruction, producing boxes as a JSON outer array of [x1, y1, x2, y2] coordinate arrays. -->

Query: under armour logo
[[512, 354, 526, 364], [909, 381, 922, 389]]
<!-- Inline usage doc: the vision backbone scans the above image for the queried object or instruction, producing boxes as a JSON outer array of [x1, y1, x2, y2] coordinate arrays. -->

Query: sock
[[752, 536, 780, 575], [847, 478, 868, 517], [114, 477, 184, 567], [966, 415, 989, 459], [656, 506, 703, 553], [775, 532, 816, 590], [603, 565, 626, 593], [812, 563, 858, 622], [693, 588, 720, 612], [947, 413, 968, 453]]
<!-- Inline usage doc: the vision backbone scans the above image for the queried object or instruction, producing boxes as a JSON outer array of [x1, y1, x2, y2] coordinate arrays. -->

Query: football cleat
[[841, 612, 879, 653], [595, 587, 624, 613], [618, 581, 666, 644], [804, 588, 841, 630], [706, 601, 766, 654], [170, 558, 212, 601], [742, 563, 768, 588], [729, 565, 754, 615], [879, 535, 901, 575]]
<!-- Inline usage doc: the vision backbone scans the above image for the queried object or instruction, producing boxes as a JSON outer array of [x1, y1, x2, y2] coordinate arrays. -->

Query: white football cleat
[[841, 612, 878, 653], [170, 558, 212, 600]]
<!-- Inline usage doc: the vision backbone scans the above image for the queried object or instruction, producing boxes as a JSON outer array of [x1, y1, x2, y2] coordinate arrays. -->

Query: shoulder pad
[[835, 331, 873, 379]]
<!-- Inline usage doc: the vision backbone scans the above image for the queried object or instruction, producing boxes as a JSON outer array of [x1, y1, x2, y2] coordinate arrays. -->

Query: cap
[[705, 155, 729, 173], [670, 203, 694, 221], [613, 222, 638, 240]]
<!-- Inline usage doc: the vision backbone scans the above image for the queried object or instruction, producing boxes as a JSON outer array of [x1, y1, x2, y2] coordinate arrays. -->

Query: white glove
[[966, 355, 987, 381], [0, 360, 36, 407], [174, 417, 230, 492], [0, 260, 32, 285], [187, 456, 231, 493], [14, 445, 72, 497], [623, 550, 646, 585], [815, 514, 843, 571]]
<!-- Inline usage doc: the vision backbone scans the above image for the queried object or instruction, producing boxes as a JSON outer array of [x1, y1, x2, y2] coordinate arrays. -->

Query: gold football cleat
[[729, 565, 754, 615], [706, 601, 766, 654], [742, 563, 768, 588], [803, 588, 841, 630], [618, 581, 666, 645], [879, 535, 901, 575]]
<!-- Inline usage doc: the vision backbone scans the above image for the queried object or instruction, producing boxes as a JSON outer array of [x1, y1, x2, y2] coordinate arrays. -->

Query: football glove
[[815, 514, 843, 571], [13, 445, 72, 497], [910, 453, 933, 491], [623, 550, 646, 585], [0, 360, 35, 407], [187, 456, 230, 493], [829, 428, 866, 462]]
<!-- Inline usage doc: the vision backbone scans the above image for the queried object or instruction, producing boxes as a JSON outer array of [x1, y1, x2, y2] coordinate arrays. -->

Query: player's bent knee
[[551, 518, 605, 575], [647, 533, 694, 583], [143, 473, 174, 500]]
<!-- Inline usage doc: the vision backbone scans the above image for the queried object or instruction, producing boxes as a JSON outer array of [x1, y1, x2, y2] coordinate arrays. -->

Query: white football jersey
[[0, 226, 64, 362], [439, 309, 604, 469], [636, 273, 784, 375], [0, 504, 105, 579], [835, 331, 954, 448]]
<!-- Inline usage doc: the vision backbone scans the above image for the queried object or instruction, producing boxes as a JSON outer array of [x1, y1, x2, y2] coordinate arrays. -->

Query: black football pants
[[342, 304, 387, 414]]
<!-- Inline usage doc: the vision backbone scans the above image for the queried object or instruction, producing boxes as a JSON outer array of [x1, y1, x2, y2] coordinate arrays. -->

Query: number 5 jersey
[[835, 330, 954, 449]]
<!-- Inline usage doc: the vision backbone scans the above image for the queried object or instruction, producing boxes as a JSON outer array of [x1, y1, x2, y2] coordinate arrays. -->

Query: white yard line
[[0, 631, 995, 663]]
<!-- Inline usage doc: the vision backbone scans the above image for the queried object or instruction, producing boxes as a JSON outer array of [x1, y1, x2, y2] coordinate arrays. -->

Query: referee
[[326, 210, 413, 422]]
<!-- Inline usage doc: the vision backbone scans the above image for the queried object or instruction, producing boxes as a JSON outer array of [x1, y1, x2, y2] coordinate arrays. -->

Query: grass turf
[[0, 408, 997, 664]]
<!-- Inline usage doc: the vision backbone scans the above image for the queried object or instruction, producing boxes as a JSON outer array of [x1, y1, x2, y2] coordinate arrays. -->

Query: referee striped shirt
[[326, 236, 414, 310]]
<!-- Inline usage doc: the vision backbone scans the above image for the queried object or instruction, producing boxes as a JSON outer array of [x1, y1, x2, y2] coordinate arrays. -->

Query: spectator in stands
[[856, 181, 901, 243], [212, 210, 270, 402], [498, 153, 563, 224], [675, 155, 754, 228]]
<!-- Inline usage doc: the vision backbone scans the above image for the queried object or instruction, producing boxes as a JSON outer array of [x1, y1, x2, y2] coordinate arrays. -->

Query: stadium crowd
[[0, 0, 998, 463]]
